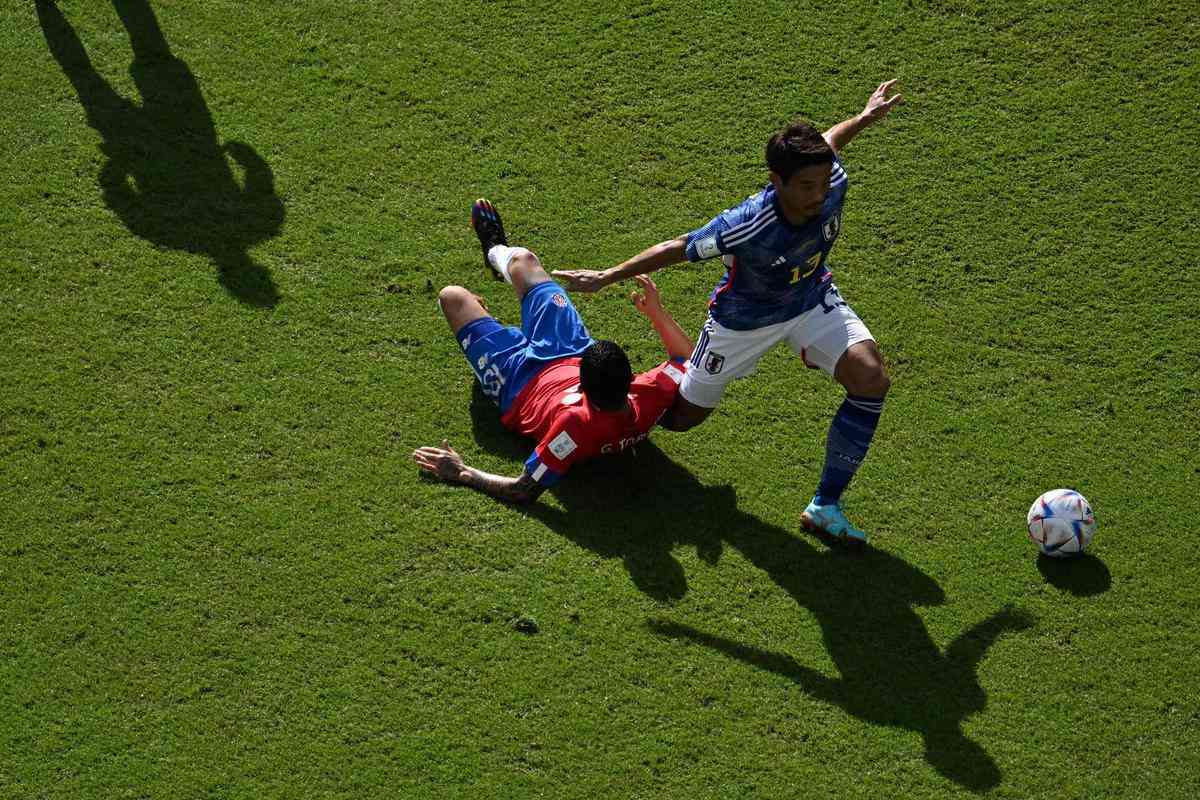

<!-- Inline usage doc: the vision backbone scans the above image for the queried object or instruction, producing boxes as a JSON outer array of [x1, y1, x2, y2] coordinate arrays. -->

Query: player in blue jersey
[[554, 81, 903, 545]]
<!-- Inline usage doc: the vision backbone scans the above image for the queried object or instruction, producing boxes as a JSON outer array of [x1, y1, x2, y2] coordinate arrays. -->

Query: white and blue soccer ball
[[1026, 489, 1096, 558]]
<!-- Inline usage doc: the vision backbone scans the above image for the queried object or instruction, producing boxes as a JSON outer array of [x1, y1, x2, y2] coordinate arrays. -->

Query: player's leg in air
[[438, 199, 593, 414], [799, 318, 891, 548], [469, 199, 554, 298], [438, 199, 553, 335]]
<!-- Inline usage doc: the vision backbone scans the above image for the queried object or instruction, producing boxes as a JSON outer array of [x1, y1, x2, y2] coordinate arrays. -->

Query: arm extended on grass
[[629, 275, 694, 361], [822, 79, 903, 154], [413, 440, 545, 504], [553, 235, 688, 293]]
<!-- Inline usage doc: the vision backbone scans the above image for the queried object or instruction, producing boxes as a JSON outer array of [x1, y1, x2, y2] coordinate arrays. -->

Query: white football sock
[[487, 245, 515, 284]]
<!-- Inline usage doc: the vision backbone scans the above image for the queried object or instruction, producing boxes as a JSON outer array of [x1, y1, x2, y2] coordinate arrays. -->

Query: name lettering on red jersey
[[600, 430, 651, 455]]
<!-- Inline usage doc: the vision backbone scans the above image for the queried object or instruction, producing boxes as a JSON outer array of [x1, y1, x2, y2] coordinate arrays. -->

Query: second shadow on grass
[[470, 385, 1034, 792]]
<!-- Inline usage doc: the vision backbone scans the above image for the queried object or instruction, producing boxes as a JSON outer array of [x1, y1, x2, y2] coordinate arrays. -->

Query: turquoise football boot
[[801, 498, 868, 547]]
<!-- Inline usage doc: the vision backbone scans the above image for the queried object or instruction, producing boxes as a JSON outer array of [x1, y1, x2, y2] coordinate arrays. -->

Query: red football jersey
[[499, 357, 685, 487]]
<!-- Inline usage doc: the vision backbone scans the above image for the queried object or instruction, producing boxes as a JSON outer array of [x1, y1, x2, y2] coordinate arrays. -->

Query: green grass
[[2, 0, 1198, 797]]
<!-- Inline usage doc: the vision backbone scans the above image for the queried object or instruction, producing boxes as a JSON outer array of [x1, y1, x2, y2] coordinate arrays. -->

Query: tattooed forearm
[[461, 468, 544, 504]]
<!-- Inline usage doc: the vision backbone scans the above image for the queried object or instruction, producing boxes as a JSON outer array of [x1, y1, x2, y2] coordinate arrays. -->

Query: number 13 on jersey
[[790, 252, 822, 284]]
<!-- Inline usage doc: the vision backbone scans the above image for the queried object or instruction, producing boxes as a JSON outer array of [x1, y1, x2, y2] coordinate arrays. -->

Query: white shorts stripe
[[690, 320, 713, 367]]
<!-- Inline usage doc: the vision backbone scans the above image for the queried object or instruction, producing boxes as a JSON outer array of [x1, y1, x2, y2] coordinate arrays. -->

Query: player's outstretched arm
[[413, 440, 545, 504], [822, 79, 903, 154], [630, 275, 694, 361], [553, 235, 688, 293]]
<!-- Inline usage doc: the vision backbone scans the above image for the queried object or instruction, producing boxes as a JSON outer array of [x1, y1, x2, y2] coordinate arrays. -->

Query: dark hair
[[579, 340, 633, 411], [766, 120, 834, 183]]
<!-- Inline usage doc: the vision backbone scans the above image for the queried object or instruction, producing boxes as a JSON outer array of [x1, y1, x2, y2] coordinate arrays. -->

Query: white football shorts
[[680, 286, 874, 409]]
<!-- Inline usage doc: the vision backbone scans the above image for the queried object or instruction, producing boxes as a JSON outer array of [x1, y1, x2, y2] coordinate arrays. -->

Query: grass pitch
[[2, 1, 1198, 797]]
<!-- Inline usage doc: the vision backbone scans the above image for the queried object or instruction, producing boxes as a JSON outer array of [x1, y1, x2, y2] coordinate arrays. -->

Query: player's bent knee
[[508, 249, 548, 281], [838, 342, 891, 398], [661, 400, 713, 432], [862, 365, 891, 397], [437, 285, 483, 331], [507, 248, 540, 269], [665, 416, 705, 432], [437, 285, 470, 311], [842, 361, 889, 398]]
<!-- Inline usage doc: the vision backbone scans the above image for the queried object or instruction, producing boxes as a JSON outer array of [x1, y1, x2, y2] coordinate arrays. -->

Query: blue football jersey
[[684, 157, 849, 330]]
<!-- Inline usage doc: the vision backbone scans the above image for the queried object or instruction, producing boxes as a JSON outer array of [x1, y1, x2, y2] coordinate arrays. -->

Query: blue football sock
[[815, 393, 885, 505]]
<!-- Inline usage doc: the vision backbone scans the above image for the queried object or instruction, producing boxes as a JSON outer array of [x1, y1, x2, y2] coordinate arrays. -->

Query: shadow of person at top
[[37, 0, 285, 308], [467, 385, 1034, 791]]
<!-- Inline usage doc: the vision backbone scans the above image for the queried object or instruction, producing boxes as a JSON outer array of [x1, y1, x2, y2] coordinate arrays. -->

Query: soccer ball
[[1026, 489, 1096, 558]]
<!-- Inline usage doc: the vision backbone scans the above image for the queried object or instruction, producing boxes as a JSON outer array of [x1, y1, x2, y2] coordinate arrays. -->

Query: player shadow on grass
[[37, 0, 284, 308], [468, 385, 724, 601], [469, 389, 1032, 791], [651, 603, 1033, 793]]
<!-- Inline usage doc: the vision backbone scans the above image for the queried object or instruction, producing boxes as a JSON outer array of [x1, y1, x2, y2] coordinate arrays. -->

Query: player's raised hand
[[862, 79, 902, 123], [412, 439, 470, 484], [551, 269, 609, 293], [630, 275, 663, 317]]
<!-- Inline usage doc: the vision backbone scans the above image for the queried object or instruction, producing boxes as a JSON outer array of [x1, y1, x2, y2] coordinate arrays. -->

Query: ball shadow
[[1036, 552, 1112, 597]]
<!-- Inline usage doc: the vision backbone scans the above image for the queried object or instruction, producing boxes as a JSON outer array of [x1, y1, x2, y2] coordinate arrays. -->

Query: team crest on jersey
[[552, 293, 567, 307], [822, 213, 841, 242], [704, 351, 725, 375]]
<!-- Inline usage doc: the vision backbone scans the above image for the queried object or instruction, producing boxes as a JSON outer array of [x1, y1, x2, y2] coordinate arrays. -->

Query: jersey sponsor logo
[[704, 351, 725, 375], [552, 293, 567, 307], [822, 213, 841, 242], [476, 355, 488, 370], [695, 235, 720, 259], [548, 430, 578, 459]]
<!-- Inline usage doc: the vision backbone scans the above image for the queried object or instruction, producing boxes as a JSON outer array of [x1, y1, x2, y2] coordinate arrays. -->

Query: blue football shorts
[[455, 281, 594, 414]]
